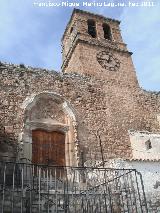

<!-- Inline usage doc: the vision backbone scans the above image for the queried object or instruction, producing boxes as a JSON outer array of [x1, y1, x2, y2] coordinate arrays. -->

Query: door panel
[[32, 130, 65, 167]]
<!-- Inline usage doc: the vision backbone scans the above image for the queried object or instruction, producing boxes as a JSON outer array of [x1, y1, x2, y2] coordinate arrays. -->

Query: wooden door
[[32, 130, 65, 167]]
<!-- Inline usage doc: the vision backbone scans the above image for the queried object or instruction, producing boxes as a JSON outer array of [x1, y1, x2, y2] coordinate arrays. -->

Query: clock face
[[96, 51, 120, 71]]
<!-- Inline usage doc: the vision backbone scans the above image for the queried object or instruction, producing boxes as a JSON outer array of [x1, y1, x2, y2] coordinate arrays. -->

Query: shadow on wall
[[0, 123, 21, 185], [0, 122, 17, 162]]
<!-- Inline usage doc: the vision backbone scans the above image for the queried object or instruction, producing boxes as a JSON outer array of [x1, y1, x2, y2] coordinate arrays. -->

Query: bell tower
[[61, 9, 139, 87]]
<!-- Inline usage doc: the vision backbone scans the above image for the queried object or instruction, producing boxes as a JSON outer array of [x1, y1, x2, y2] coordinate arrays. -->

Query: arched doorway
[[32, 130, 65, 166], [20, 92, 80, 168]]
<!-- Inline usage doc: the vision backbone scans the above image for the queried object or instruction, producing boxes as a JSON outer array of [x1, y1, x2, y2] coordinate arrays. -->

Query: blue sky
[[0, 0, 159, 91]]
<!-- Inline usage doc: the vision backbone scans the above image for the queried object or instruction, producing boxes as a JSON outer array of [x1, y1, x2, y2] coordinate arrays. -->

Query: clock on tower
[[61, 9, 138, 87], [96, 51, 120, 71]]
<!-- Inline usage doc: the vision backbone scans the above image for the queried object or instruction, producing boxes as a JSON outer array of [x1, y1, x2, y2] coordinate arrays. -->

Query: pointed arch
[[19, 92, 79, 167]]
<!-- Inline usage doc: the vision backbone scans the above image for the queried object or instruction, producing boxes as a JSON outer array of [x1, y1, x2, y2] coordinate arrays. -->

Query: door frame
[[19, 92, 80, 168]]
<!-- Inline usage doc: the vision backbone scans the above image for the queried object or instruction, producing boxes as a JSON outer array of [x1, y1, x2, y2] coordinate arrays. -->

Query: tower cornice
[[61, 32, 132, 72]]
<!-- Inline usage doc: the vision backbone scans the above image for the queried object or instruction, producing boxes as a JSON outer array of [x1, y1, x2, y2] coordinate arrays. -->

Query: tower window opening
[[103, 23, 112, 40], [70, 27, 73, 34], [87, 19, 96, 38], [145, 139, 152, 150]]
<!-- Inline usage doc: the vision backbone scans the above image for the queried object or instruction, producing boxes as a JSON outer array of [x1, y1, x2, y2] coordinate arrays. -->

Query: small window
[[87, 19, 96, 38], [145, 139, 152, 150], [70, 27, 73, 34], [103, 23, 112, 40]]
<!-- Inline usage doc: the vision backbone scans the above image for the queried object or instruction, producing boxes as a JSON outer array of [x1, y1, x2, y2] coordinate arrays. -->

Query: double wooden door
[[32, 130, 65, 167]]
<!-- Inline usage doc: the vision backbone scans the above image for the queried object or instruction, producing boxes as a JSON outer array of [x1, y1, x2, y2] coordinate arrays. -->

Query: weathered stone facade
[[0, 9, 160, 211], [0, 59, 160, 163]]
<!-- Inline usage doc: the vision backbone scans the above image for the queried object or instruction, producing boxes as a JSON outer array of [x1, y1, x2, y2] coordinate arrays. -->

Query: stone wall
[[0, 61, 160, 165]]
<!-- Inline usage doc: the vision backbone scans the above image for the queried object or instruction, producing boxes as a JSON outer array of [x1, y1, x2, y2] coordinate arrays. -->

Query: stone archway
[[20, 92, 79, 167]]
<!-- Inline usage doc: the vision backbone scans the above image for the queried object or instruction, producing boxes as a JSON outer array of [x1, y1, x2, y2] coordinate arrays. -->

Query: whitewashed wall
[[129, 130, 160, 160], [127, 161, 160, 193], [105, 159, 160, 212]]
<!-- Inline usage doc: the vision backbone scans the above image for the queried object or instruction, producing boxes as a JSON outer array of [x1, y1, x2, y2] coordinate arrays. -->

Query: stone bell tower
[[61, 9, 139, 87]]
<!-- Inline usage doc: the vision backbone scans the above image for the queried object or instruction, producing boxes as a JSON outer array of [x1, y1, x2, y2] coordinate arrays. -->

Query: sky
[[0, 0, 159, 91]]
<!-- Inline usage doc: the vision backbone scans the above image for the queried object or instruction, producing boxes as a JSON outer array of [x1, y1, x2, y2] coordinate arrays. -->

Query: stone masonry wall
[[0, 61, 160, 164]]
